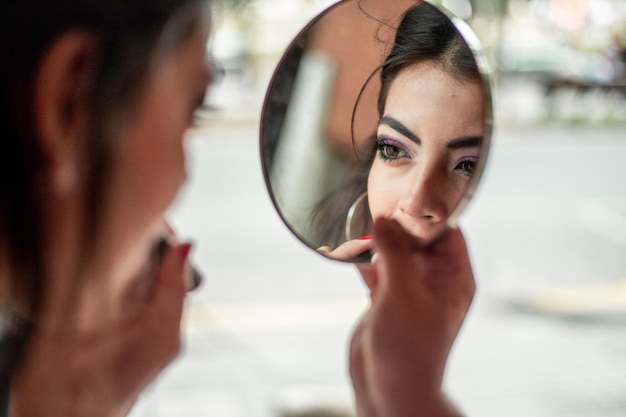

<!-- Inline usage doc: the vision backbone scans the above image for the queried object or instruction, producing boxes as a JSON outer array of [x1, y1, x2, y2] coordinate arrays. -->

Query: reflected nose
[[398, 163, 448, 224]]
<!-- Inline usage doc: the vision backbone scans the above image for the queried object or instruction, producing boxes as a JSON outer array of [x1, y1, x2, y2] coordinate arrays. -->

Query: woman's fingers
[[118, 242, 190, 391], [150, 242, 189, 320], [356, 263, 379, 299], [349, 314, 378, 417], [369, 218, 415, 295], [349, 220, 475, 417], [416, 228, 475, 323], [370, 219, 475, 308], [136, 241, 190, 356]]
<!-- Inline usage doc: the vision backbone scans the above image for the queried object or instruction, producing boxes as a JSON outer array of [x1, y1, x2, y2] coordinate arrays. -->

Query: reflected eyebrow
[[447, 136, 482, 149], [379, 116, 482, 149], [378, 116, 420, 144]]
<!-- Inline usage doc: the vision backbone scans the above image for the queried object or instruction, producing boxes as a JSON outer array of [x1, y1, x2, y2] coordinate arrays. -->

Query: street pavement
[[126, 74, 626, 417]]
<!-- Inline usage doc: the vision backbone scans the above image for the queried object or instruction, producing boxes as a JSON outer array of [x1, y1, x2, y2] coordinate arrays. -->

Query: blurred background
[[129, 0, 626, 416]]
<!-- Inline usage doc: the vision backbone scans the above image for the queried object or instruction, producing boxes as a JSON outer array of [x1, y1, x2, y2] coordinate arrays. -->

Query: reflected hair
[[376, 1, 480, 116], [351, 0, 481, 153]]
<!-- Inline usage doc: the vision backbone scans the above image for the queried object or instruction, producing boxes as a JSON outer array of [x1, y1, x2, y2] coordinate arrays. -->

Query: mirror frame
[[259, 0, 494, 261]]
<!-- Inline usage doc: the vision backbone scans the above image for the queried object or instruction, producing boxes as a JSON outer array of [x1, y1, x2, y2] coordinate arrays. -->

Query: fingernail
[[359, 234, 372, 240], [179, 243, 193, 262]]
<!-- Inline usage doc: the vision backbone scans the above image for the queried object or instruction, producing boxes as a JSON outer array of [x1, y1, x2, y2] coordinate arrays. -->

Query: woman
[[0, 0, 473, 416], [1, 0, 210, 415], [316, 1, 484, 262]]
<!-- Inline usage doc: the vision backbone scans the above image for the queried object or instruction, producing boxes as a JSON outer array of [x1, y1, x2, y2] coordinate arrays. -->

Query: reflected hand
[[317, 237, 374, 262], [349, 218, 474, 417], [10, 240, 191, 417]]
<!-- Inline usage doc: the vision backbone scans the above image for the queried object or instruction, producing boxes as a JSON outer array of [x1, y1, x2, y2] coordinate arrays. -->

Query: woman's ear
[[34, 31, 99, 196]]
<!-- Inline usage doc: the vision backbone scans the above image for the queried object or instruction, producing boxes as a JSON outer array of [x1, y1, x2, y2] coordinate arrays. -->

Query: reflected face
[[368, 61, 484, 241]]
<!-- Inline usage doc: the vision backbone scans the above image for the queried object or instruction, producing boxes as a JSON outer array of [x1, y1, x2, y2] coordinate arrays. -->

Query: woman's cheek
[[157, 143, 187, 212], [151, 111, 189, 202]]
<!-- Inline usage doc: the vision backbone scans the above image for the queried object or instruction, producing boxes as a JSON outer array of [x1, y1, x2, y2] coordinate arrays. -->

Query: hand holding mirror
[[260, 0, 493, 262]]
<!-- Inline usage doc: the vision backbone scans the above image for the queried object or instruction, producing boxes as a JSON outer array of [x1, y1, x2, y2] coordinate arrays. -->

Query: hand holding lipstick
[[10, 238, 193, 417]]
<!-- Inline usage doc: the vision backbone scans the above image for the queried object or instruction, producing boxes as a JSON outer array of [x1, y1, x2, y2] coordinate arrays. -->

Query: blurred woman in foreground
[[1, 1, 210, 415]]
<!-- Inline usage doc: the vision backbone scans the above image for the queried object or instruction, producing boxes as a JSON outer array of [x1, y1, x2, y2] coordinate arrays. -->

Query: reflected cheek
[[367, 166, 402, 220], [446, 176, 471, 206]]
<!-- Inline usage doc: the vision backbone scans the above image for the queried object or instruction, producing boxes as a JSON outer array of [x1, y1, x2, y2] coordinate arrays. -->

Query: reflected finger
[[318, 239, 374, 262]]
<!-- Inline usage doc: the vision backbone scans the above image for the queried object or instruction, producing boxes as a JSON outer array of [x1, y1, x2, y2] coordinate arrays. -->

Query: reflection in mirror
[[261, 0, 492, 262]]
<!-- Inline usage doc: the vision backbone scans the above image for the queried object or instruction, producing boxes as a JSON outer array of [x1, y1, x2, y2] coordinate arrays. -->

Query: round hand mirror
[[260, 0, 493, 262]]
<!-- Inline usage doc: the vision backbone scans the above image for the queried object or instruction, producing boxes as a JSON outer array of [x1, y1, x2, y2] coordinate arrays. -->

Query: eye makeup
[[375, 137, 413, 162], [378, 116, 420, 144], [451, 155, 479, 177]]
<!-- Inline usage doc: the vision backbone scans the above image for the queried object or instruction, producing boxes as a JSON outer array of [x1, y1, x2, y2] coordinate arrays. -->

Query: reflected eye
[[375, 139, 409, 162], [455, 159, 476, 177]]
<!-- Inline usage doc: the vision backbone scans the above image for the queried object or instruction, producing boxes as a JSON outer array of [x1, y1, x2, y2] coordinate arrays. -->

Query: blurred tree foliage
[[470, 0, 508, 15], [211, 0, 511, 17], [212, 0, 254, 12]]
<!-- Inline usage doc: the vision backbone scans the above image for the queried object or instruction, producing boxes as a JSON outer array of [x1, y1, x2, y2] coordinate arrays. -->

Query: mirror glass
[[260, 0, 493, 262]]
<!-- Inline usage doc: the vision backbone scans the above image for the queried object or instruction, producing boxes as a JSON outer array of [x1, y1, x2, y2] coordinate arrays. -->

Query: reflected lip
[[391, 218, 444, 247]]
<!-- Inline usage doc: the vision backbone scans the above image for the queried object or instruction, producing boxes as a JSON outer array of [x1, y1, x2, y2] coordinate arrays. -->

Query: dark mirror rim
[[259, 0, 495, 263]]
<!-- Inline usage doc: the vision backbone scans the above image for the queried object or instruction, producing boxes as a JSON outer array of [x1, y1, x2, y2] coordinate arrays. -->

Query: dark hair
[[0, 0, 207, 399], [377, 1, 480, 116], [311, 1, 481, 249]]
